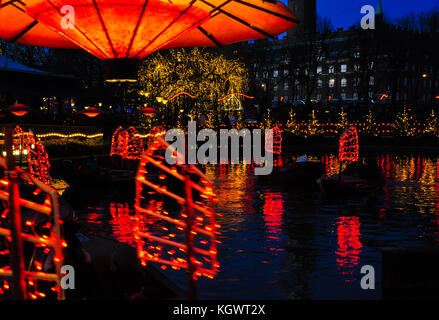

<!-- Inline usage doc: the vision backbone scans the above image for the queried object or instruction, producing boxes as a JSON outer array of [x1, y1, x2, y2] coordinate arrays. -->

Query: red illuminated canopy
[[0, 0, 297, 81], [0, 1, 296, 53]]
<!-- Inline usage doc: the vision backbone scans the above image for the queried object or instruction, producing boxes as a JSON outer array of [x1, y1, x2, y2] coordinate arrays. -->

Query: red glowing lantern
[[0, 0, 297, 82], [141, 107, 158, 117], [79, 107, 100, 118], [7, 103, 30, 117]]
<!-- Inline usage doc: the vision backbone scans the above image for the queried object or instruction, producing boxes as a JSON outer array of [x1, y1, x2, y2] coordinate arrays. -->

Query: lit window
[[284, 69, 289, 76], [328, 66, 334, 74], [273, 70, 278, 77], [284, 83, 289, 90], [329, 79, 335, 88], [341, 64, 347, 73], [317, 79, 322, 88], [341, 78, 347, 87], [317, 66, 322, 74], [369, 76, 374, 86]]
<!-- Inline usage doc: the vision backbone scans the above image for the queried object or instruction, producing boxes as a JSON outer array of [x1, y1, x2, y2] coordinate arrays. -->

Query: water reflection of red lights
[[263, 193, 285, 252], [335, 216, 363, 282], [110, 203, 137, 246]]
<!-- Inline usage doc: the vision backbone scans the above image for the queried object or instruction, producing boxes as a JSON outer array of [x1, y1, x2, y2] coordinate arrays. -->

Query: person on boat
[[357, 157, 383, 181], [86, 155, 99, 168], [342, 158, 383, 182]]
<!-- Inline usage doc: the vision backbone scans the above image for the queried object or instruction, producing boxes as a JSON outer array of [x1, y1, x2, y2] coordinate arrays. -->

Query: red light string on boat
[[26, 130, 51, 185], [0, 157, 66, 300], [110, 126, 125, 157], [168, 91, 197, 101], [111, 126, 166, 160], [134, 137, 220, 280], [339, 126, 359, 162], [125, 127, 144, 160]]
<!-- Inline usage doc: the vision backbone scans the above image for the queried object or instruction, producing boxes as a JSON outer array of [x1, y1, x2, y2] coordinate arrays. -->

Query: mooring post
[[4, 125, 27, 300], [184, 167, 197, 300]]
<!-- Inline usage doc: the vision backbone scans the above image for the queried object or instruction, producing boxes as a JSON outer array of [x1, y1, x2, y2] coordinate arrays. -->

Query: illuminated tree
[[306, 109, 321, 137], [235, 111, 244, 130], [137, 48, 248, 127], [285, 108, 300, 135], [260, 108, 274, 130], [425, 109, 439, 137], [337, 108, 349, 134], [363, 110, 378, 136], [394, 107, 415, 136]]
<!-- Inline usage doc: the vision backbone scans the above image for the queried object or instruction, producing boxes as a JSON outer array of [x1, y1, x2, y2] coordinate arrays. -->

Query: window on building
[[274, 85, 278, 91], [284, 69, 289, 76], [329, 79, 335, 88], [317, 66, 322, 74], [284, 83, 289, 90], [328, 66, 334, 74], [341, 93, 346, 100], [354, 52, 360, 58], [354, 64, 360, 72], [341, 78, 347, 87], [316, 94, 321, 101], [369, 76, 374, 86], [273, 70, 278, 77], [317, 79, 323, 88], [341, 64, 347, 73]]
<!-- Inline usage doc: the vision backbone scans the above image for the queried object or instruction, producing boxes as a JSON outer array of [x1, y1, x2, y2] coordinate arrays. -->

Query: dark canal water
[[78, 153, 439, 299]]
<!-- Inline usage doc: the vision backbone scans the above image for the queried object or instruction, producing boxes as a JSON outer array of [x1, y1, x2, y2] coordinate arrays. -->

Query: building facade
[[226, 0, 439, 118]]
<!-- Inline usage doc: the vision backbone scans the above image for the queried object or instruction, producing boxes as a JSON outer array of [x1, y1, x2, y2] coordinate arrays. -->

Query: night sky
[[281, 0, 438, 29]]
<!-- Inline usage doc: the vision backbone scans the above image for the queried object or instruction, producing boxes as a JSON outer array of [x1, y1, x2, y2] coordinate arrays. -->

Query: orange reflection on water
[[335, 216, 362, 282]]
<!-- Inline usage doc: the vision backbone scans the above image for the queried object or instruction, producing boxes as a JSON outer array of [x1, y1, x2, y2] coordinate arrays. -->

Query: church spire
[[375, 0, 384, 28], [376, 0, 383, 16]]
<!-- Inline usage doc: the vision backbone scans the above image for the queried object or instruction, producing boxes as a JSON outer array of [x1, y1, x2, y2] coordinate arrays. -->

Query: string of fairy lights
[[0, 132, 104, 139]]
